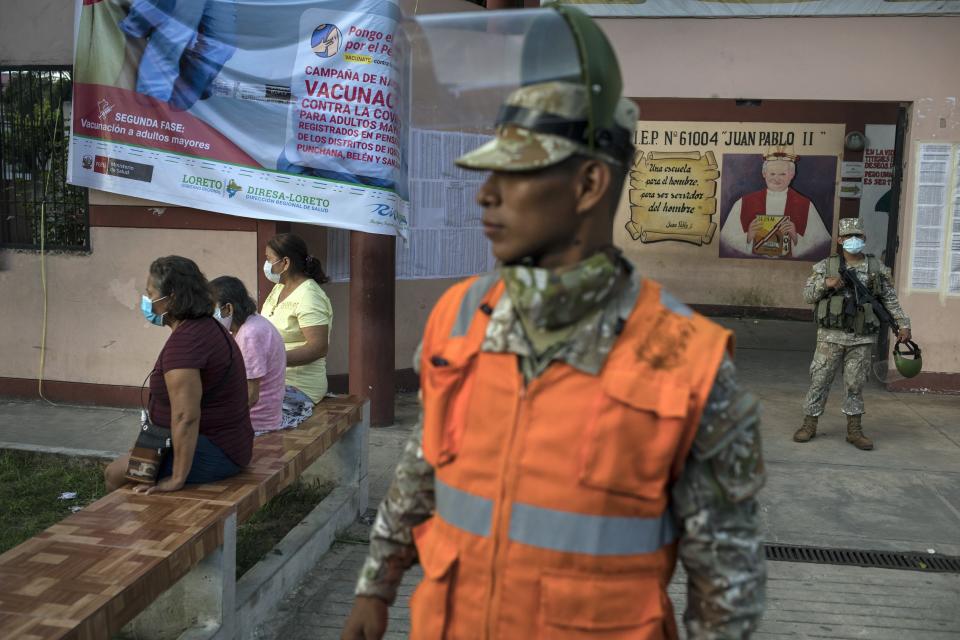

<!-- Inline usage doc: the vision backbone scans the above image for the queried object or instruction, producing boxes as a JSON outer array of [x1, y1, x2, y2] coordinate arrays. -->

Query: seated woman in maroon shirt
[[104, 256, 253, 493]]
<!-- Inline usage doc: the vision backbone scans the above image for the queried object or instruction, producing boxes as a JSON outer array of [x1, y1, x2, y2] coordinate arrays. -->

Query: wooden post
[[349, 231, 396, 427]]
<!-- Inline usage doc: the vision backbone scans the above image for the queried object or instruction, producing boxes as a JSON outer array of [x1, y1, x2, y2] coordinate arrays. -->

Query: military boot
[[793, 415, 818, 442], [846, 414, 874, 450]]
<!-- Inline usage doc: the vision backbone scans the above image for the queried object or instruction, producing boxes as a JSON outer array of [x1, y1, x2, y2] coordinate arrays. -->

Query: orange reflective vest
[[412, 274, 732, 639]]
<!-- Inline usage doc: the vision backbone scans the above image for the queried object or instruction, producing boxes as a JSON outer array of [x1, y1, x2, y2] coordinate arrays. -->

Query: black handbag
[[125, 320, 234, 484]]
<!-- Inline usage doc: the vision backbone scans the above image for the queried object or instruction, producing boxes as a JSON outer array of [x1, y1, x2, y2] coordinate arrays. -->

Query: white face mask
[[263, 258, 283, 284], [213, 305, 233, 330]]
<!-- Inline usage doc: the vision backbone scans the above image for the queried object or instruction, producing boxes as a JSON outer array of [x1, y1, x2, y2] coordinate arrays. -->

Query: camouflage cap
[[455, 81, 638, 172], [838, 217, 865, 237]]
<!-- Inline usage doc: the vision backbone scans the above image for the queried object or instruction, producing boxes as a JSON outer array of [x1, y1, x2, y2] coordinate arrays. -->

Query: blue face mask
[[842, 237, 866, 254], [140, 294, 168, 326]]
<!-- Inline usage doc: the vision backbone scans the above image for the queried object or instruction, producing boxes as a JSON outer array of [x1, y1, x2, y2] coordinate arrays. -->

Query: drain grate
[[765, 543, 960, 573]]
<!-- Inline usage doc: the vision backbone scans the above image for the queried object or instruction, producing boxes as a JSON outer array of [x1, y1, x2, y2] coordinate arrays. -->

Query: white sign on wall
[[858, 125, 896, 259], [909, 143, 951, 291], [842, 161, 864, 179]]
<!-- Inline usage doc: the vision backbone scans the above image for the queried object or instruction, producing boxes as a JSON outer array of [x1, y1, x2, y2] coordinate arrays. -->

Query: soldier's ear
[[573, 159, 611, 216]]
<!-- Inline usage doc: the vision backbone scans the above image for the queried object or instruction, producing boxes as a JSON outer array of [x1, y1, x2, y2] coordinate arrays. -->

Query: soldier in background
[[795, 217, 911, 450]]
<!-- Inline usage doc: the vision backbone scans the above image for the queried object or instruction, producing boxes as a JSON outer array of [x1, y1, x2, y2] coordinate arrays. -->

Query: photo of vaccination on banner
[[68, 0, 408, 236]]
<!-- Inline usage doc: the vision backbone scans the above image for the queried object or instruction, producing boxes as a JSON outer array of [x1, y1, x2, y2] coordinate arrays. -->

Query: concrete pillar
[[301, 400, 370, 514], [349, 232, 396, 426], [121, 514, 238, 640]]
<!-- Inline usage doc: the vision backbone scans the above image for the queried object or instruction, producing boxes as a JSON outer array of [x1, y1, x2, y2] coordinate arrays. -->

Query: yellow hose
[[37, 86, 67, 406]]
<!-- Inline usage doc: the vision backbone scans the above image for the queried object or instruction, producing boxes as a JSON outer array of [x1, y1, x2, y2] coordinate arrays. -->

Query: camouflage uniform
[[356, 251, 767, 639], [352, 76, 765, 637], [801, 240, 910, 418]]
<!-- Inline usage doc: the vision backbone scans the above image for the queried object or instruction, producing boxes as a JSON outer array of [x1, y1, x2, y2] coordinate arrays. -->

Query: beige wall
[[322, 278, 458, 376], [897, 101, 960, 375], [1, 195, 451, 384], [601, 17, 959, 104], [601, 16, 960, 373], [5, 10, 959, 379], [0, 227, 257, 386], [613, 186, 815, 309], [0, 0, 75, 65], [286, 223, 457, 375]]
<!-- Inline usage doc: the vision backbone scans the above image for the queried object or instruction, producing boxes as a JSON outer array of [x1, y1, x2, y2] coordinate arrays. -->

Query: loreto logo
[[311, 24, 342, 58], [225, 179, 243, 198], [180, 174, 222, 194], [371, 203, 407, 226]]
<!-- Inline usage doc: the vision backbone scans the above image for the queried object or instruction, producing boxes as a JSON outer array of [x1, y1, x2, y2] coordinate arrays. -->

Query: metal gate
[[0, 66, 89, 251]]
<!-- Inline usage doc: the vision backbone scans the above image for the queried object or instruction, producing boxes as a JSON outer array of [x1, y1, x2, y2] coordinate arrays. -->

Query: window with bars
[[0, 66, 89, 251]]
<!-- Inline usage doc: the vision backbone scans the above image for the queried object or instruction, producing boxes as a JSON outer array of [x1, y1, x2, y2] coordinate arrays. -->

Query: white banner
[[67, 0, 408, 236], [327, 128, 497, 281], [549, 1, 960, 17]]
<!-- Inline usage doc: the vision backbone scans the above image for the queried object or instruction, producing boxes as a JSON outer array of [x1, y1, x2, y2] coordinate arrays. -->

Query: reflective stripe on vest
[[436, 478, 677, 555], [509, 502, 677, 556], [436, 476, 493, 537], [451, 273, 500, 337], [659, 289, 693, 318]]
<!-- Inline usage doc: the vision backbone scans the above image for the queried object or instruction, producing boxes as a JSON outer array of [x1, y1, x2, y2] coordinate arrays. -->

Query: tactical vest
[[816, 254, 885, 335], [412, 274, 732, 640]]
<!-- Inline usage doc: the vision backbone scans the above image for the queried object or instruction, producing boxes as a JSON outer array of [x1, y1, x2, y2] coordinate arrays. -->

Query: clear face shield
[[398, 9, 584, 142]]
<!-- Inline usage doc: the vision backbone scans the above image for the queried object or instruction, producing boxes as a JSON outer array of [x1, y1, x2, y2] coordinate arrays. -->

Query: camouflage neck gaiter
[[500, 250, 624, 334]]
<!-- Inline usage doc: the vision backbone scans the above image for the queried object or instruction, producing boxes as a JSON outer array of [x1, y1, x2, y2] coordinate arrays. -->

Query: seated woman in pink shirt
[[211, 276, 311, 433]]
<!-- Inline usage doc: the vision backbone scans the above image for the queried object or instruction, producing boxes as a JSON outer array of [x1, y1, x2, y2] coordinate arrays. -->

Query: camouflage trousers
[[802, 341, 873, 417]]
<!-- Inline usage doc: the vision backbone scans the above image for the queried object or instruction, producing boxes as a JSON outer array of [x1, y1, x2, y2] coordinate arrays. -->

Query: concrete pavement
[[257, 542, 960, 640], [2, 318, 959, 637], [718, 318, 960, 558], [0, 400, 139, 458]]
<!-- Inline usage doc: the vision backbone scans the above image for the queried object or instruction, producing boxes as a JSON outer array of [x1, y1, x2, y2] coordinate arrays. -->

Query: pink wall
[[0, 227, 258, 387], [601, 17, 959, 103], [896, 100, 960, 377], [602, 16, 960, 375], [5, 9, 958, 386]]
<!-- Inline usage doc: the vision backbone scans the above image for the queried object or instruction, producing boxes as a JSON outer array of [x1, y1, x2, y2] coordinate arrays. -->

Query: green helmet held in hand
[[893, 340, 922, 378]]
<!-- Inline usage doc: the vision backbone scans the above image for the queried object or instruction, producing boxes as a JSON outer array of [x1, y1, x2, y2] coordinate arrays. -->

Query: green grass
[[236, 478, 334, 578], [0, 450, 334, 579], [0, 449, 106, 554]]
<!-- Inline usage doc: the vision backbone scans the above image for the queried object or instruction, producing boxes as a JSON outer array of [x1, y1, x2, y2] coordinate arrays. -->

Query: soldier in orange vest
[[343, 6, 766, 639]]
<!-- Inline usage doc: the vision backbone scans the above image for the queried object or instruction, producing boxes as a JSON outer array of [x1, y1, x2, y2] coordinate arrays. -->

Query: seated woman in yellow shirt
[[261, 233, 333, 403]]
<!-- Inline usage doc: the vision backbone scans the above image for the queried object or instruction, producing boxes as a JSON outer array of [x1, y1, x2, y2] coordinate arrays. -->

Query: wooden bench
[[0, 396, 369, 640]]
